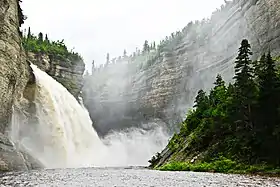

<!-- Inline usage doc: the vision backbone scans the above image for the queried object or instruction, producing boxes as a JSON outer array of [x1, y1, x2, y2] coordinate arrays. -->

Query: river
[[1, 167, 279, 186]]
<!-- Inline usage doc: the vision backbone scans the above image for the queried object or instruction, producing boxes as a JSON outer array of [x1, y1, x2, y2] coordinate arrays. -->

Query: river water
[[0, 167, 279, 186]]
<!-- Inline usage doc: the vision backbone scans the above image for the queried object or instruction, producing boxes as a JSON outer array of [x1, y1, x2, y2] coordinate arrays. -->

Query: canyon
[[83, 0, 280, 137], [1, 0, 280, 171]]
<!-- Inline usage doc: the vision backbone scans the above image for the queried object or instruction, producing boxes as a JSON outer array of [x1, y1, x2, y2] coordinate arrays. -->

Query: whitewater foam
[[10, 64, 169, 168]]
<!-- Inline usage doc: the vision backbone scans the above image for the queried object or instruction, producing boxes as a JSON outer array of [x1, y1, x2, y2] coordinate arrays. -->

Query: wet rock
[[0, 0, 41, 171], [0, 133, 27, 171], [27, 52, 85, 99]]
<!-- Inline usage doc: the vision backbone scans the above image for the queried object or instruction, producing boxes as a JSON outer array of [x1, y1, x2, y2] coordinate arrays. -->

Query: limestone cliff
[[83, 0, 280, 136], [0, 0, 37, 171], [27, 52, 85, 99]]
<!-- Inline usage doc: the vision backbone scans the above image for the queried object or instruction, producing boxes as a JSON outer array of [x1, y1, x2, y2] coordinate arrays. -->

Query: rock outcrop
[[0, 0, 37, 171], [27, 52, 85, 99], [83, 0, 280, 136]]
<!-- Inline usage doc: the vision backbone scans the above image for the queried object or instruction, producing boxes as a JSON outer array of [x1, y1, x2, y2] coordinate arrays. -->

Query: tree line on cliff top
[[22, 28, 83, 66]]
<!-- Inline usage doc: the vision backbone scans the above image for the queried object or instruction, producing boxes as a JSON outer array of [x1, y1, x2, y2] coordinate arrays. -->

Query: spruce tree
[[233, 39, 256, 129], [106, 53, 110, 65], [256, 52, 280, 162], [214, 74, 225, 87], [234, 39, 254, 86], [45, 34, 49, 43], [123, 49, 127, 57], [259, 53, 280, 131], [92, 60, 95, 73], [226, 82, 237, 125], [210, 74, 226, 107], [194, 89, 209, 111], [38, 32, 43, 43], [257, 52, 279, 124], [253, 54, 266, 85], [150, 43, 153, 50], [143, 40, 149, 52], [27, 27, 31, 39]]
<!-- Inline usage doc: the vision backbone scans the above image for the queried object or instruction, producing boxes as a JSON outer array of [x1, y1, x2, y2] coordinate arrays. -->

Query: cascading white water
[[17, 64, 106, 168], [10, 64, 169, 168]]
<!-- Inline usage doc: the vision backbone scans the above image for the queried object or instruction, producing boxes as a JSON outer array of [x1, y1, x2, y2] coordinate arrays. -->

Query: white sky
[[21, 0, 225, 69]]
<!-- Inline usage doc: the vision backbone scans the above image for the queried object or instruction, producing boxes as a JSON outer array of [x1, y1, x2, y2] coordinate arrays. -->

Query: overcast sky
[[21, 0, 225, 70]]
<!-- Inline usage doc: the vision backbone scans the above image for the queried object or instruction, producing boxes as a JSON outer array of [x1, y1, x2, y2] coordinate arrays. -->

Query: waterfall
[[10, 64, 168, 168]]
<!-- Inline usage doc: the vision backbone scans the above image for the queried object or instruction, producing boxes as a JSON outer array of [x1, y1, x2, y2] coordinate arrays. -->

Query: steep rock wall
[[83, 0, 280, 136], [0, 0, 84, 171], [27, 52, 85, 99], [0, 0, 35, 171]]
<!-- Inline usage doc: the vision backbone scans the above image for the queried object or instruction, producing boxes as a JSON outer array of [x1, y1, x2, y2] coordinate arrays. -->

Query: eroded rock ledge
[[27, 52, 85, 99]]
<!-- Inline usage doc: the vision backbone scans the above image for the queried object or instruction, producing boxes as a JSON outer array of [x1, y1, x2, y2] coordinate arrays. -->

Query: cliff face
[[27, 52, 85, 99], [0, 0, 36, 171], [83, 0, 280, 136]]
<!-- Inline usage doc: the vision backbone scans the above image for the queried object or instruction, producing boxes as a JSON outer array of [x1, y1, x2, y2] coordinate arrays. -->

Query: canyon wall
[[0, 0, 36, 171], [27, 52, 85, 99], [0, 0, 85, 171], [83, 0, 280, 136]]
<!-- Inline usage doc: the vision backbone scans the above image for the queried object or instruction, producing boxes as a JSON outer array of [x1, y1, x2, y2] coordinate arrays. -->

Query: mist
[[21, 0, 226, 69], [81, 0, 261, 139], [10, 64, 169, 168]]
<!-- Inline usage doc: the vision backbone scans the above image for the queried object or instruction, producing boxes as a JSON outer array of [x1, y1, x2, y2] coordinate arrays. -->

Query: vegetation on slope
[[22, 28, 83, 66], [149, 39, 280, 174], [159, 158, 280, 175], [18, 1, 83, 67]]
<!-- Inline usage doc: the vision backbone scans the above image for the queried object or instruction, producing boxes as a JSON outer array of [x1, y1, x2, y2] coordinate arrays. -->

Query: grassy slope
[[157, 158, 280, 176]]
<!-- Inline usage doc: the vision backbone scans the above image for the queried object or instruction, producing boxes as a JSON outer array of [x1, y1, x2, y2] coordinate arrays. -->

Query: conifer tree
[[143, 40, 149, 52], [214, 74, 225, 87], [92, 60, 95, 73], [209, 74, 226, 106], [234, 39, 254, 86], [253, 54, 266, 79], [27, 27, 31, 39], [123, 49, 127, 57], [233, 39, 256, 129], [254, 52, 280, 163], [45, 34, 49, 43], [225, 82, 237, 124], [106, 53, 110, 65], [194, 89, 209, 111], [257, 53, 280, 132], [38, 32, 43, 43]]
